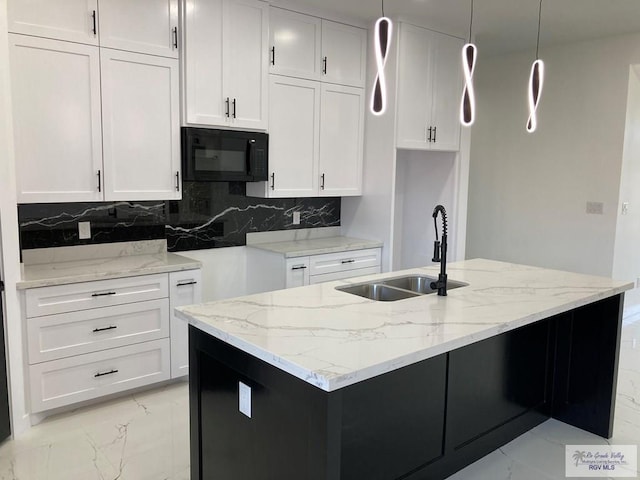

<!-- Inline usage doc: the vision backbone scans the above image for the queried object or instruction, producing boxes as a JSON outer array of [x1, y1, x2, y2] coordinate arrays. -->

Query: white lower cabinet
[[24, 269, 201, 414], [247, 247, 382, 293], [169, 270, 202, 378]]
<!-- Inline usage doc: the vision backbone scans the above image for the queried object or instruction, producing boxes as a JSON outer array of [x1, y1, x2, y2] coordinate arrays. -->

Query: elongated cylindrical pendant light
[[370, 0, 392, 116], [460, 0, 477, 127], [527, 0, 545, 133]]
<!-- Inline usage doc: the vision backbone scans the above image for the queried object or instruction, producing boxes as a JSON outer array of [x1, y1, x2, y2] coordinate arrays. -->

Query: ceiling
[[287, 0, 640, 55]]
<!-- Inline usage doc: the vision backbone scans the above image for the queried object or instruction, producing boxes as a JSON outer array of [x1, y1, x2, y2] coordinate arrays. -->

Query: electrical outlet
[[292, 211, 301, 225], [586, 201, 604, 215], [622, 202, 630, 215], [78, 221, 91, 239], [239, 381, 251, 418]]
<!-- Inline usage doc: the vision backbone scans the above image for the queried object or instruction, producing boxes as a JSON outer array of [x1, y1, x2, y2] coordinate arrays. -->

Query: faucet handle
[[432, 240, 441, 263]]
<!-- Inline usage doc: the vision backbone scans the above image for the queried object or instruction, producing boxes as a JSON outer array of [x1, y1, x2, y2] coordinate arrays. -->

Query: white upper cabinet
[[320, 20, 367, 88], [7, 0, 178, 57], [182, 0, 268, 130], [98, 0, 179, 58], [101, 49, 180, 201], [269, 7, 366, 88], [396, 23, 463, 151], [319, 84, 364, 196], [8, 0, 99, 45], [247, 75, 319, 198], [269, 8, 321, 81], [9, 34, 103, 203]]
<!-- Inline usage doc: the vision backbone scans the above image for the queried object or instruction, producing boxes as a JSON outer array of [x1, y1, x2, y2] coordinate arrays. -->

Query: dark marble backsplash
[[18, 182, 341, 253]]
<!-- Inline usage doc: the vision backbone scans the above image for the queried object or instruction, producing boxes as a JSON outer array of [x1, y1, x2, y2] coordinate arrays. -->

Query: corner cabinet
[[396, 23, 463, 152], [246, 76, 364, 198], [182, 0, 268, 130]]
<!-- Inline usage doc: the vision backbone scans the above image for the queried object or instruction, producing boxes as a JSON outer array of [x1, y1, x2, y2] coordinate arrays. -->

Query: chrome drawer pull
[[177, 281, 197, 287], [341, 259, 355, 264], [291, 265, 307, 270], [92, 325, 117, 333], [91, 291, 116, 297], [94, 369, 118, 378]]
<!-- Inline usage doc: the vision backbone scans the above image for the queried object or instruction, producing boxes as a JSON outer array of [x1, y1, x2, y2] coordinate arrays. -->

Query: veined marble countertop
[[18, 241, 201, 289], [176, 258, 633, 392], [246, 235, 383, 258]]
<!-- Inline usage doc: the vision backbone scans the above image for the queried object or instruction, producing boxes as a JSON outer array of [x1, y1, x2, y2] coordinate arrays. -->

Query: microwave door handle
[[246, 139, 256, 175]]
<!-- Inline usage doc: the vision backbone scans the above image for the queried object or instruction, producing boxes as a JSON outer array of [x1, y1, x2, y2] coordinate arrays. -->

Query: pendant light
[[527, 0, 545, 133], [460, 0, 477, 127], [370, 0, 392, 116]]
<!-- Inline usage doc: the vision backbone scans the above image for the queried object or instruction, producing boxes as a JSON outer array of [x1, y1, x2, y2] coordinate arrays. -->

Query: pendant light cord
[[382, 0, 385, 17], [535, 0, 543, 59], [468, 0, 474, 42]]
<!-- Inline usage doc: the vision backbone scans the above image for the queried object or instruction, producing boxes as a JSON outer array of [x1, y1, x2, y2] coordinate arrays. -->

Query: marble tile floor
[[1, 308, 639, 480]]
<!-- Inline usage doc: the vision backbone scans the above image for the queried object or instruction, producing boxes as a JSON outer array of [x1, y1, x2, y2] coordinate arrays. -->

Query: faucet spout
[[431, 205, 448, 296]]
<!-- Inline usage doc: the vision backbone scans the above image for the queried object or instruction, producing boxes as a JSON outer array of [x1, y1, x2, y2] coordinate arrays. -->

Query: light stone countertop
[[176, 258, 633, 392], [246, 236, 383, 258], [18, 249, 201, 290]]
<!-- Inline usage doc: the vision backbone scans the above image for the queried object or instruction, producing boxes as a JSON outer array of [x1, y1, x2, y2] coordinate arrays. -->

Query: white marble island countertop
[[176, 258, 633, 392]]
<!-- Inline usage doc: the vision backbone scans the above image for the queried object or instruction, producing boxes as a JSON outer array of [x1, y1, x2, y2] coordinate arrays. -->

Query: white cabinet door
[[321, 20, 366, 88], [7, 0, 99, 45], [396, 24, 434, 150], [224, 0, 268, 129], [169, 270, 202, 378], [182, 0, 225, 126], [9, 34, 103, 203], [285, 258, 310, 288], [269, 7, 321, 81], [101, 49, 180, 201], [98, 0, 179, 58], [430, 33, 463, 152], [319, 84, 364, 196], [266, 75, 320, 197]]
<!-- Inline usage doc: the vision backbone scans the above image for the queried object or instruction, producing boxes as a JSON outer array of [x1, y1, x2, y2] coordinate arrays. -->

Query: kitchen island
[[176, 259, 633, 480]]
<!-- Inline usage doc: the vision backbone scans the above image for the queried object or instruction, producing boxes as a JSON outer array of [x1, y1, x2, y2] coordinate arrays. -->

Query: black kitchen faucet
[[431, 205, 448, 296]]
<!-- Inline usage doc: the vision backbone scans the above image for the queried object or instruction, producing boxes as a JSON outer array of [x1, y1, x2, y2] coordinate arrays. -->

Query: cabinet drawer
[[27, 299, 169, 364], [25, 273, 169, 318], [308, 266, 381, 285], [308, 248, 381, 276], [29, 338, 170, 413]]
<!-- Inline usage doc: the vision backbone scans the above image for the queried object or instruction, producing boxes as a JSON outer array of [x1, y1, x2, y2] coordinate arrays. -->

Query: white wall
[[613, 65, 640, 304], [467, 32, 640, 277], [0, 0, 29, 435]]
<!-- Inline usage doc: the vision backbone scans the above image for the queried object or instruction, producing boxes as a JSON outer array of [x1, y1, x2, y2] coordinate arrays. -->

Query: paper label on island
[[566, 445, 637, 477]]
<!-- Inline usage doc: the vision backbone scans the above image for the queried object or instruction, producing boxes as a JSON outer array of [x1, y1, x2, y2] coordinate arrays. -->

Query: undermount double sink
[[336, 275, 468, 301]]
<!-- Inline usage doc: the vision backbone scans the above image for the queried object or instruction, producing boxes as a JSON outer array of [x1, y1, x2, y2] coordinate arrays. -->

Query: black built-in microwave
[[181, 127, 268, 182]]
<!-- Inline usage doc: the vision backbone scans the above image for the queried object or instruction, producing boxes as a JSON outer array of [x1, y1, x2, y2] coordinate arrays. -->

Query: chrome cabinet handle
[[91, 291, 116, 297], [291, 265, 307, 270], [94, 369, 118, 378], [93, 325, 117, 333], [177, 281, 197, 287]]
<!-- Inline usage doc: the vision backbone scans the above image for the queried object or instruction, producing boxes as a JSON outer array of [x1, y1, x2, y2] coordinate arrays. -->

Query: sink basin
[[336, 275, 468, 301], [382, 275, 468, 294], [336, 283, 421, 302]]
